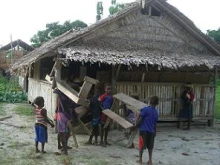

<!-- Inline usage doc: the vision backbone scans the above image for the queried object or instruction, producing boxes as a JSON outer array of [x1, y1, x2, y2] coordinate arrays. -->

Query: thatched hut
[[11, 0, 220, 125]]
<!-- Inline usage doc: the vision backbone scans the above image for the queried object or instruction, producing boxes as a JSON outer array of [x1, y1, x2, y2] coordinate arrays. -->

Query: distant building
[[0, 39, 34, 71]]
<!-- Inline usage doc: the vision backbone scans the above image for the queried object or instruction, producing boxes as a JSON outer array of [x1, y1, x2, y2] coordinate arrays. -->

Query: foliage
[[109, 0, 124, 15], [30, 20, 88, 48], [215, 80, 220, 119], [207, 28, 220, 43], [96, 0, 124, 21], [0, 76, 27, 103], [96, 1, 104, 21]]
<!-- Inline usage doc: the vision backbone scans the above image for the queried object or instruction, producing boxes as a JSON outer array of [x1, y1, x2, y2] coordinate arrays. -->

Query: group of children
[[32, 83, 159, 165]]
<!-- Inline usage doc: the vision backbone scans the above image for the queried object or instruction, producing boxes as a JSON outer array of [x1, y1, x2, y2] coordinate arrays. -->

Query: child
[[32, 96, 54, 153], [85, 89, 102, 145], [99, 83, 113, 147], [53, 88, 77, 155], [136, 96, 159, 165]]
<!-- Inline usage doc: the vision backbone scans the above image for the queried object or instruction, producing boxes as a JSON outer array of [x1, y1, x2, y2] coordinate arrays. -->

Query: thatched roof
[[58, 46, 220, 70], [0, 39, 34, 51], [11, 0, 220, 73]]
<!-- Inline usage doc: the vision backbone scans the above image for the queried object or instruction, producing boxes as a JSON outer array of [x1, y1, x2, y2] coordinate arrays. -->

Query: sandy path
[[0, 103, 220, 165]]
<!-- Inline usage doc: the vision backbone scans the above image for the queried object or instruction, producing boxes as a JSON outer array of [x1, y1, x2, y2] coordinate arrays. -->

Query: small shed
[[11, 0, 220, 124]]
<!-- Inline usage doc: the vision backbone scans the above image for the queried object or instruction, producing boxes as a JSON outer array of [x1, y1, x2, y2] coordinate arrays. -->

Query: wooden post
[[115, 64, 121, 81], [111, 65, 117, 94], [208, 66, 218, 126], [68, 123, 79, 148]]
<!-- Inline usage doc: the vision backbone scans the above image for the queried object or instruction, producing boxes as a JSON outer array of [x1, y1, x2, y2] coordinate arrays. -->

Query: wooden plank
[[127, 128, 138, 148], [56, 80, 79, 102], [102, 109, 133, 129], [75, 106, 88, 118], [77, 118, 92, 136], [83, 76, 99, 85], [113, 93, 147, 113], [45, 75, 90, 107], [49, 60, 57, 77], [68, 123, 79, 148], [78, 81, 93, 99]]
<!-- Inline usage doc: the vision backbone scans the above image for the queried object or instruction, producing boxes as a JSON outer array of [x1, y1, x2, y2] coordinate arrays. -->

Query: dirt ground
[[0, 103, 220, 165]]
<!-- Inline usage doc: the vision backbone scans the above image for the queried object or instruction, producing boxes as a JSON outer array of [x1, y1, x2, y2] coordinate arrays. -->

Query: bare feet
[[66, 146, 72, 149], [85, 141, 92, 145], [147, 161, 152, 165], [36, 149, 40, 153], [105, 141, 111, 146], [41, 151, 46, 154], [136, 160, 142, 164]]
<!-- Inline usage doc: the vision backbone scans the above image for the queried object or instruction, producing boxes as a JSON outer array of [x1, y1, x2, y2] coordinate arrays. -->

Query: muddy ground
[[0, 103, 220, 165]]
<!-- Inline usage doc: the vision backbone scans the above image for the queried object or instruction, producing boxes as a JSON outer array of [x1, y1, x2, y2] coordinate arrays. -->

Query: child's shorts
[[92, 117, 100, 126], [139, 131, 155, 150], [35, 123, 48, 143]]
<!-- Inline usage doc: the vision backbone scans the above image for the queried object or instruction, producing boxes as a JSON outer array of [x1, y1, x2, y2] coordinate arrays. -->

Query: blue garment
[[89, 96, 102, 118], [35, 124, 48, 143], [139, 106, 158, 133], [92, 117, 100, 126], [101, 95, 113, 109]]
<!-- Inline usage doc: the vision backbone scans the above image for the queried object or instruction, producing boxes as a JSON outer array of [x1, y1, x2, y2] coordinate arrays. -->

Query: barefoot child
[[99, 83, 113, 147], [32, 96, 54, 153], [85, 89, 102, 145], [53, 89, 77, 155], [136, 96, 159, 165]]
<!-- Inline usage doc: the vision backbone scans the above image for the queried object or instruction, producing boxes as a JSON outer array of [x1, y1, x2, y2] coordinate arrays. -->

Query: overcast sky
[[0, 0, 219, 46]]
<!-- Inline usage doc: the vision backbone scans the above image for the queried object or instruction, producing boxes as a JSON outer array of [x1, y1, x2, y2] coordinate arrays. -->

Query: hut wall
[[116, 82, 214, 120], [28, 78, 57, 117]]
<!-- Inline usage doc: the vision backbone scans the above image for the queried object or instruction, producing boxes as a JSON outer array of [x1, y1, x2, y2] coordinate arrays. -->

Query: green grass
[[13, 103, 33, 116], [214, 81, 220, 119], [0, 103, 6, 116]]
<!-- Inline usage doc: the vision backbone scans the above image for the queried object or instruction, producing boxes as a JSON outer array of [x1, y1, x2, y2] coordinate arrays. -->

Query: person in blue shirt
[[136, 96, 159, 165]]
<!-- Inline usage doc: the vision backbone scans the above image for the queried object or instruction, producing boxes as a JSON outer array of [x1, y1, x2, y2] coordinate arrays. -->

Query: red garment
[[99, 93, 107, 102], [189, 91, 195, 101], [139, 136, 144, 150]]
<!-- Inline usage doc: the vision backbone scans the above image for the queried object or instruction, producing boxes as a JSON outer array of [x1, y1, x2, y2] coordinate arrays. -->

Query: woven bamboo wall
[[116, 82, 215, 120]]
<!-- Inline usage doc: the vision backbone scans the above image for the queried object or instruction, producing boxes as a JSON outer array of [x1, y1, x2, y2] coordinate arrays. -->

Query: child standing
[[99, 83, 113, 147], [32, 96, 54, 153], [136, 96, 159, 165], [85, 89, 102, 145], [53, 89, 77, 155]]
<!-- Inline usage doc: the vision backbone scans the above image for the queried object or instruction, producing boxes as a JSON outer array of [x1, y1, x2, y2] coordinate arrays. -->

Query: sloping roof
[[0, 39, 34, 51], [11, 0, 220, 73], [58, 46, 220, 70]]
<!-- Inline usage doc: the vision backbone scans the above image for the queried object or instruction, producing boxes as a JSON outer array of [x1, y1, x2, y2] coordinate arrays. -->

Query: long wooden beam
[[113, 93, 147, 113], [102, 109, 133, 129]]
